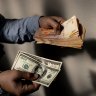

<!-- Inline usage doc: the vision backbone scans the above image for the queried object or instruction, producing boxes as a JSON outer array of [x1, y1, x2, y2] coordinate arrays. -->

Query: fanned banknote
[[34, 16, 86, 49], [11, 51, 62, 87]]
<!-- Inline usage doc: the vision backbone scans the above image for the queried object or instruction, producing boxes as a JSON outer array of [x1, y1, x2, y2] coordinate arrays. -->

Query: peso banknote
[[11, 51, 62, 87], [60, 15, 79, 38]]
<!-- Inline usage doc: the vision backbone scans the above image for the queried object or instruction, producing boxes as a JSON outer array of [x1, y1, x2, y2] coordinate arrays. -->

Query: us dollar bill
[[11, 51, 62, 87]]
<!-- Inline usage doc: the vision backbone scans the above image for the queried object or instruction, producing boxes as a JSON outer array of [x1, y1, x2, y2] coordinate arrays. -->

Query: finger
[[24, 83, 40, 93], [51, 16, 65, 24], [48, 19, 60, 29], [48, 19, 61, 34], [18, 71, 39, 80]]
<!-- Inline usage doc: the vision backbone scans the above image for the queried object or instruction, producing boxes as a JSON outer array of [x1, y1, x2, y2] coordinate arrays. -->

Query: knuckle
[[59, 17, 63, 20], [47, 18, 52, 23], [22, 71, 29, 78], [53, 23, 58, 28], [25, 72, 31, 79], [24, 72, 29, 77], [14, 70, 20, 74]]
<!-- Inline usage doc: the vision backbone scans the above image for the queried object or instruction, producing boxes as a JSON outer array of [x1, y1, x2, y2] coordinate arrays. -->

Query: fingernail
[[61, 20, 64, 24], [34, 74, 39, 79]]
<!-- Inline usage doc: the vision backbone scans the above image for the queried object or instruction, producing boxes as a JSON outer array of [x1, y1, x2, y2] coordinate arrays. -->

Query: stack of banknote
[[11, 51, 62, 87], [34, 16, 86, 49]]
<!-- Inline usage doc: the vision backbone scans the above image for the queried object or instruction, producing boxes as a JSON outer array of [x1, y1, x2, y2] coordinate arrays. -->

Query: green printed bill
[[11, 51, 62, 87]]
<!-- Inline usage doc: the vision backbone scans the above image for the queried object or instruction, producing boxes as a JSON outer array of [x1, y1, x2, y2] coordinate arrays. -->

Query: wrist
[[39, 16, 44, 28]]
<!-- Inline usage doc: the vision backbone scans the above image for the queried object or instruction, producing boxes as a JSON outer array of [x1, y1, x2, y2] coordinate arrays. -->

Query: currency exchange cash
[[11, 51, 62, 87], [34, 16, 86, 49]]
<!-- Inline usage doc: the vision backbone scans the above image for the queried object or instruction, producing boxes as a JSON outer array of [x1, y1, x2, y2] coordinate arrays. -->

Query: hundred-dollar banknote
[[11, 51, 62, 87]]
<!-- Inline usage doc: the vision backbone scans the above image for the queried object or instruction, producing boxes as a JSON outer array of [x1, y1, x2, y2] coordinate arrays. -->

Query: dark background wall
[[0, 0, 96, 96]]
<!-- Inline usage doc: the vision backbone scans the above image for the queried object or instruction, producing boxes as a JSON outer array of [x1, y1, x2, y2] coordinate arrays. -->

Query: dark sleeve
[[0, 14, 6, 31], [0, 16, 40, 43]]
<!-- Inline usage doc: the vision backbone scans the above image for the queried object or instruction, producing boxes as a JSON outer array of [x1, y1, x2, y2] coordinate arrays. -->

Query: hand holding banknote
[[0, 70, 40, 96], [11, 51, 62, 87], [39, 16, 64, 34], [34, 16, 86, 49]]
